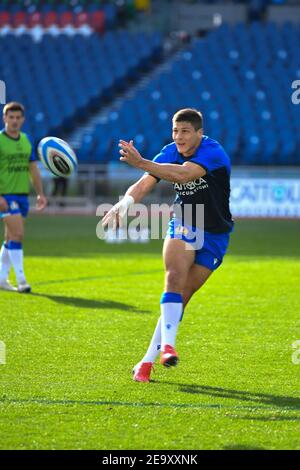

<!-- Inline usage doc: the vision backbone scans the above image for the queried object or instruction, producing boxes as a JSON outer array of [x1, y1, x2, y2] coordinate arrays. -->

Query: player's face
[[3, 111, 25, 134], [172, 121, 203, 157]]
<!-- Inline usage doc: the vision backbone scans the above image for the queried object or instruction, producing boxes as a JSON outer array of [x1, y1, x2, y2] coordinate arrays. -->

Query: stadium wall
[[169, 2, 247, 34], [268, 5, 300, 23]]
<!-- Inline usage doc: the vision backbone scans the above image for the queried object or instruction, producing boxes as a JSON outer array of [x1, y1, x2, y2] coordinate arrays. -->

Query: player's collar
[[3, 130, 21, 141]]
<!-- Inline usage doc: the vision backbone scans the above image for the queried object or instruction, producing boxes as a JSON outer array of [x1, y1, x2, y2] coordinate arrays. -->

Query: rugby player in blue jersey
[[102, 109, 233, 382]]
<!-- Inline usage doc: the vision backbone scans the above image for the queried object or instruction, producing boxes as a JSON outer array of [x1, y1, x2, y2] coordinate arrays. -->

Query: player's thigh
[[163, 237, 195, 277], [3, 214, 24, 240]]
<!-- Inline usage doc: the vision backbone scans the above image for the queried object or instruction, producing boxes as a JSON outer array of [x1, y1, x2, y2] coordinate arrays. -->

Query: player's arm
[[0, 147, 8, 211], [102, 174, 157, 228], [119, 140, 206, 183], [125, 173, 158, 203], [29, 161, 47, 210], [140, 159, 205, 184]]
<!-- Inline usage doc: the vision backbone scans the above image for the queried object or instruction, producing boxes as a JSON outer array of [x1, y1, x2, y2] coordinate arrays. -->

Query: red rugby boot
[[160, 344, 179, 367], [132, 362, 153, 383]]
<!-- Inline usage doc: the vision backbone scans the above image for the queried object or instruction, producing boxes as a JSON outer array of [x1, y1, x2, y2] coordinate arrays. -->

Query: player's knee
[[165, 269, 184, 291]]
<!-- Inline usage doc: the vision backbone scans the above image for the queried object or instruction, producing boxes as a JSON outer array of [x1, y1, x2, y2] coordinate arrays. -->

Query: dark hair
[[173, 108, 203, 131], [3, 102, 25, 116]]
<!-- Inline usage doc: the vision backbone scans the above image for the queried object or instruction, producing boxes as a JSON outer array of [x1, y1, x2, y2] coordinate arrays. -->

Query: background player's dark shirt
[[151, 135, 234, 233]]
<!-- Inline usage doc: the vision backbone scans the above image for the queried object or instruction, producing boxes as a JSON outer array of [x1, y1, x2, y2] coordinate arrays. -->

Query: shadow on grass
[[0, 397, 294, 411], [33, 269, 162, 287], [153, 381, 300, 411], [30, 292, 150, 313], [2, 383, 300, 415], [1, 396, 300, 419]]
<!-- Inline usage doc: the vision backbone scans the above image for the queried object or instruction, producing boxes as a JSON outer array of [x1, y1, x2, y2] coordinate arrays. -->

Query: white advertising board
[[231, 178, 300, 217]]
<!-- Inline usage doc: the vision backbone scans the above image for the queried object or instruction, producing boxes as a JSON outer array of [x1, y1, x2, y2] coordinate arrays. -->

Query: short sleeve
[[29, 148, 38, 162], [189, 146, 229, 174], [144, 146, 169, 182], [25, 133, 38, 162], [152, 146, 169, 164]]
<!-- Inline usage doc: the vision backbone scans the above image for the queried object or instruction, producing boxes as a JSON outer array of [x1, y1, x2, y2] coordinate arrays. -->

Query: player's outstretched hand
[[0, 196, 8, 212], [119, 140, 143, 168], [102, 195, 134, 230], [102, 206, 121, 230], [36, 194, 47, 211]]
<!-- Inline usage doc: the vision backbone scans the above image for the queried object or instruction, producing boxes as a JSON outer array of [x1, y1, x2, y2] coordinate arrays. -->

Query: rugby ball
[[38, 137, 77, 177]]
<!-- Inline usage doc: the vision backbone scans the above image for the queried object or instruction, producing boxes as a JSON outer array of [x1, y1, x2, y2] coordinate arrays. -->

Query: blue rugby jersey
[[149, 135, 234, 233]]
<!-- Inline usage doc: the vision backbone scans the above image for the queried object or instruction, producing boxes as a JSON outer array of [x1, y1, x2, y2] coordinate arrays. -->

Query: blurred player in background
[[0, 102, 47, 293], [102, 108, 233, 382]]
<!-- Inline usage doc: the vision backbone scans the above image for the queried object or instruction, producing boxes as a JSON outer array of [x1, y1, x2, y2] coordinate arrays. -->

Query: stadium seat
[[89, 11, 105, 34], [74, 12, 89, 27], [27, 12, 42, 27], [59, 12, 74, 27], [43, 12, 59, 28], [0, 30, 163, 155], [0, 11, 10, 26], [72, 22, 299, 164], [2, 19, 298, 165], [12, 12, 27, 28]]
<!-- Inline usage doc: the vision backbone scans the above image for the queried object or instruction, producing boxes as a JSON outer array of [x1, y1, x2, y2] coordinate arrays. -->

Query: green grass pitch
[[0, 215, 300, 450]]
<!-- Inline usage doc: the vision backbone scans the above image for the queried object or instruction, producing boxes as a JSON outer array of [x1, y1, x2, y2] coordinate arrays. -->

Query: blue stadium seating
[[1, 21, 299, 165], [84, 21, 299, 165], [0, 30, 162, 144]]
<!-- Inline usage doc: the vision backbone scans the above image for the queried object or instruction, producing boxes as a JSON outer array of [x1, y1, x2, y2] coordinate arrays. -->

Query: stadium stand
[[0, 31, 163, 144], [0, 1, 116, 32], [75, 21, 300, 165], [0, 3, 299, 166]]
